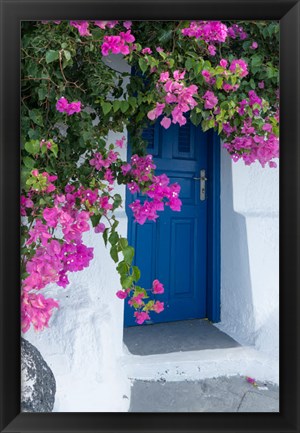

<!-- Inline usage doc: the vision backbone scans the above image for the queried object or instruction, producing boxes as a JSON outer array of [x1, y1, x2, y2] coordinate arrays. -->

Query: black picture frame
[[0, 1, 299, 432]]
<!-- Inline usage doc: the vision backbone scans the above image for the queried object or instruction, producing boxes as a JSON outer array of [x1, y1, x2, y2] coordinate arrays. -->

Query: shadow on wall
[[219, 148, 256, 346]]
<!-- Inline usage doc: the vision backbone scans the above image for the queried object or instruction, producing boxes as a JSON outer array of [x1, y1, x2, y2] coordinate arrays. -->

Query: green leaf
[[128, 96, 137, 109], [121, 275, 134, 289], [113, 193, 122, 210], [251, 55, 263, 68], [117, 260, 128, 275], [103, 228, 109, 246], [38, 87, 48, 101], [90, 214, 101, 227], [138, 58, 148, 74], [216, 76, 223, 89], [102, 102, 112, 115], [185, 57, 194, 71], [24, 140, 40, 155], [109, 231, 119, 245], [23, 156, 35, 169], [120, 101, 130, 113], [190, 110, 202, 127], [122, 246, 134, 265], [110, 246, 119, 263], [119, 237, 128, 250], [45, 50, 59, 64], [132, 265, 141, 282], [113, 100, 121, 112], [249, 78, 256, 89], [50, 142, 58, 157], [29, 109, 44, 127], [63, 50, 71, 61]]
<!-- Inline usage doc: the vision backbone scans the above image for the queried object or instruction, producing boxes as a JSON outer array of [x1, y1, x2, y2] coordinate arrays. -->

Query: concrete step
[[121, 346, 279, 385]]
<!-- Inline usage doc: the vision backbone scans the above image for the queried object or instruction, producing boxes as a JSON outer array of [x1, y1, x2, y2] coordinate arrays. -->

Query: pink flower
[[220, 59, 228, 68], [203, 91, 218, 109], [69, 21, 91, 37], [56, 97, 69, 113], [123, 21, 132, 29], [229, 59, 248, 78], [152, 279, 164, 294], [134, 311, 150, 324], [159, 72, 169, 82], [153, 301, 164, 313], [182, 21, 228, 43], [160, 116, 171, 129], [269, 161, 277, 168], [94, 223, 105, 233], [250, 41, 258, 49], [142, 47, 152, 55], [116, 290, 128, 299], [128, 293, 145, 306], [262, 123, 272, 132], [156, 47, 164, 52], [173, 70, 186, 80], [246, 376, 256, 385], [121, 163, 131, 175], [258, 81, 265, 89], [147, 102, 165, 120], [43, 207, 60, 228], [115, 136, 126, 148], [208, 44, 216, 56], [66, 101, 81, 115], [202, 70, 211, 83]]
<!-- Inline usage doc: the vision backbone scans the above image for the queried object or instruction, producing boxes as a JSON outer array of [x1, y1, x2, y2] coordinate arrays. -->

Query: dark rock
[[21, 338, 56, 412]]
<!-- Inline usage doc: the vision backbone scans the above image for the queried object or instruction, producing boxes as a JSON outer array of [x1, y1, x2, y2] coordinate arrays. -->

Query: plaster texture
[[217, 147, 279, 362]]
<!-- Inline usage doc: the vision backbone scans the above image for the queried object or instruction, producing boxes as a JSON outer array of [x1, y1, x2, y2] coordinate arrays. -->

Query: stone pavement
[[129, 375, 279, 412]]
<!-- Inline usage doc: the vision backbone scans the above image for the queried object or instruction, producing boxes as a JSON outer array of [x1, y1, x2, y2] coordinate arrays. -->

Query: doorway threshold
[[123, 319, 240, 356]]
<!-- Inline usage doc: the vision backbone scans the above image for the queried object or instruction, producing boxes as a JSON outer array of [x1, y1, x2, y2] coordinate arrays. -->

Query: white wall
[[217, 145, 279, 359]]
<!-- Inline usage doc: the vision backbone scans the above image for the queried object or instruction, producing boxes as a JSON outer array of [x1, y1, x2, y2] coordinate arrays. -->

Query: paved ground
[[129, 375, 279, 412], [124, 319, 240, 355]]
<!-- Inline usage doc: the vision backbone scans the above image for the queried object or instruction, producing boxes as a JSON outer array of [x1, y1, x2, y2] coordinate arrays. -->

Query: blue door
[[125, 119, 211, 327]]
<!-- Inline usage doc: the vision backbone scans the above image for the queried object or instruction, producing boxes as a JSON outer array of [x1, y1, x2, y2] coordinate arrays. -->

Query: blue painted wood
[[125, 119, 220, 327]]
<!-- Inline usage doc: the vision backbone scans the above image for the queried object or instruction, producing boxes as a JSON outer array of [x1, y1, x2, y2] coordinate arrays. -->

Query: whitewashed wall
[[217, 145, 279, 360]]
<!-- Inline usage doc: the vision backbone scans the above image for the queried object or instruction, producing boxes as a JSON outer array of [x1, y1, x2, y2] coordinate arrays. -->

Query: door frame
[[206, 130, 221, 322], [125, 127, 221, 323]]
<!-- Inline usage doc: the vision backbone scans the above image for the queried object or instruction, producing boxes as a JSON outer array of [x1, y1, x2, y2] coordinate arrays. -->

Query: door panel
[[125, 119, 208, 326]]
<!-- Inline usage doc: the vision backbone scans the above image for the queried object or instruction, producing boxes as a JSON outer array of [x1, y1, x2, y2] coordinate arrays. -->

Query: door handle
[[193, 169, 207, 201]]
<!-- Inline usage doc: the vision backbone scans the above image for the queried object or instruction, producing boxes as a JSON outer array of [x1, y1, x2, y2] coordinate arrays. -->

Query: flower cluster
[[148, 70, 198, 128], [223, 90, 279, 167], [21, 187, 98, 331], [70, 21, 91, 37], [182, 21, 228, 43], [116, 279, 165, 324], [101, 30, 135, 56], [125, 153, 182, 224], [182, 21, 229, 56], [56, 97, 82, 116], [227, 24, 248, 40]]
